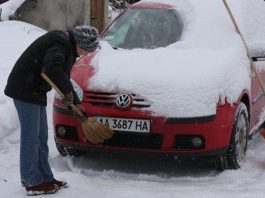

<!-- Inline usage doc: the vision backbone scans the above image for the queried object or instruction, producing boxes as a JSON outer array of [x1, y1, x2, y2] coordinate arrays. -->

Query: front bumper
[[53, 101, 236, 156]]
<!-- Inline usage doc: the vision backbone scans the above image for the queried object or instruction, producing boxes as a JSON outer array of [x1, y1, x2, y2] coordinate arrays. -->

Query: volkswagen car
[[52, 1, 265, 170]]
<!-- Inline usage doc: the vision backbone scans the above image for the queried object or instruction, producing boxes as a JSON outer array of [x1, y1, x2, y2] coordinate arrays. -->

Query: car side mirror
[[250, 41, 265, 61]]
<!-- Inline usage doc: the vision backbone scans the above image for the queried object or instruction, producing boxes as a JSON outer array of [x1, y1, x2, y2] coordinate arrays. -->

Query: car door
[[251, 48, 265, 125]]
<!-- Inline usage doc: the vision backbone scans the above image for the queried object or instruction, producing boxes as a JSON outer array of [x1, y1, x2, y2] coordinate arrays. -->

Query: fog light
[[58, 127, 66, 136], [192, 137, 203, 147]]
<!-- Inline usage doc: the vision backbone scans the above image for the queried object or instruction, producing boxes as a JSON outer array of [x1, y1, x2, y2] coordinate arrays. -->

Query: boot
[[26, 182, 59, 196], [49, 179, 68, 189]]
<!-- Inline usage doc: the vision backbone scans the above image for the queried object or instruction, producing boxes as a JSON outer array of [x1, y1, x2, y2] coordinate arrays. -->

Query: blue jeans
[[13, 99, 54, 187]]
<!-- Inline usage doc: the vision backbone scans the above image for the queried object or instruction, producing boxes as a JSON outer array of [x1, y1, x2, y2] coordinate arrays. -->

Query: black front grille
[[104, 132, 163, 149], [84, 91, 150, 109]]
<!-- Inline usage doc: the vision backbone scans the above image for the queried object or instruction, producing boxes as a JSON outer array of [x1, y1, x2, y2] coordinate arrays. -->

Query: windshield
[[102, 8, 183, 49]]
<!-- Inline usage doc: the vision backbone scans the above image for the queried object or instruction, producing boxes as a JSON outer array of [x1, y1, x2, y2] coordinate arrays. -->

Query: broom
[[41, 73, 114, 144]]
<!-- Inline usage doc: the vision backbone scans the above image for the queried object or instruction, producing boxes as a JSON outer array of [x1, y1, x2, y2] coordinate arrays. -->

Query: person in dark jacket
[[4, 25, 99, 196]]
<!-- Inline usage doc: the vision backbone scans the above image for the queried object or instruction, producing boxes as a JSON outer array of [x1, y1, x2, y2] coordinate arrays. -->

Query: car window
[[102, 8, 183, 49]]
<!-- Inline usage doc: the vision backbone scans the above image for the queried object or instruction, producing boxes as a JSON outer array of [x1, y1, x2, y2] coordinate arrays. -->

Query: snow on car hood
[[89, 0, 251, 117]]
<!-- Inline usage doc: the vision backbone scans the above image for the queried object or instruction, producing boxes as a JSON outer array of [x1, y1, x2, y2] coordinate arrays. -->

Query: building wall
[[15, 0, 108, 31]]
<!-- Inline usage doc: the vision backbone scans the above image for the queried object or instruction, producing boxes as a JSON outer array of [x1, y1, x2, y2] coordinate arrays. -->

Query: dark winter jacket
[[4, 30, 81, 106]]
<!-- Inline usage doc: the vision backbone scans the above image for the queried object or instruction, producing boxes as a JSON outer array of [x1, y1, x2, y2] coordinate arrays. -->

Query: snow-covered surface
[[90, 0, 253, 117], [0, 0, 24, 20], [0, 21, 45, 153], [228, 0, 265, 45], [0, 20, 265, 198], [228, 0, 265, 58], [2, 1, 265, 197]]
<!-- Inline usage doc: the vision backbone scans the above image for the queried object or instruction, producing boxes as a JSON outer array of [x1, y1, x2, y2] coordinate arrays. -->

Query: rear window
[[102, 8, 183, 49]]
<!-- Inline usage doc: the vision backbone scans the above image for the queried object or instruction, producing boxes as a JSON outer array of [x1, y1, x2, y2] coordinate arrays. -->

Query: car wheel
[[56, 142, 85, 157], [214, 102, 249, 170], [214, 155, 228, 171], [56, 142, 68, 156]]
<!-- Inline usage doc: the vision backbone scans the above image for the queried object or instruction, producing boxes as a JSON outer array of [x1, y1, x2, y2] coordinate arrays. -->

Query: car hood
[[87, 41, 251, 117]]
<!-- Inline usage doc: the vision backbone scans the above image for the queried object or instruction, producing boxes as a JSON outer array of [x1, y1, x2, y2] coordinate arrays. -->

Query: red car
[[53, 1, 265, 170]]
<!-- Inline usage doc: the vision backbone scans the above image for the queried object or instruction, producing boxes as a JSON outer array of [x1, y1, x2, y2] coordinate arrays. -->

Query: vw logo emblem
[[116, 94, 132, 109]]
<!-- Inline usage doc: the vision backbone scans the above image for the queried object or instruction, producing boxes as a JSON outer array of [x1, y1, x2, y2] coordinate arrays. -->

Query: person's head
[[72, 25, 100, 56]]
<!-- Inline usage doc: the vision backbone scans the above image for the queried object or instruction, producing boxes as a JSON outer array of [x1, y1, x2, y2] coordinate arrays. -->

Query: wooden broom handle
[[223, 0, 265, 94], [41, 73, 84, 117]]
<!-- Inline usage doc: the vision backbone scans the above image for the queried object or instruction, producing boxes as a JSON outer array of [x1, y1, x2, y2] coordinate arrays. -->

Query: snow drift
[[0, 0, 24, 20]]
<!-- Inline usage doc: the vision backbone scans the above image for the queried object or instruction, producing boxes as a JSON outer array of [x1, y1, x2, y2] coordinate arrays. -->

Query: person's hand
[[83, 117, 114, 144], [73, 104, 87, 121], [61, 92, 73, 106]]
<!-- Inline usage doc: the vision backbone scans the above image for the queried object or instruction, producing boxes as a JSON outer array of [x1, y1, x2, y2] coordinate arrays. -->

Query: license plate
[[95, 117, 151, 133]]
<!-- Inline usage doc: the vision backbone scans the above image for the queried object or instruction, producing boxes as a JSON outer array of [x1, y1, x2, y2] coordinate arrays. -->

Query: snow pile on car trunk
[[89, 0, 252, 117]]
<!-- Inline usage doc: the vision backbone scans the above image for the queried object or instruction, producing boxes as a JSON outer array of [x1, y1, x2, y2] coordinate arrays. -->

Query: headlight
[[54, 79, 84, 101]]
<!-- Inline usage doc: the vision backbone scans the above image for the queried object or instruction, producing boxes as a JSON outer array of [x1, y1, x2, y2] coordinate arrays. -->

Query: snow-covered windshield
[[102, 8, 183, 49]]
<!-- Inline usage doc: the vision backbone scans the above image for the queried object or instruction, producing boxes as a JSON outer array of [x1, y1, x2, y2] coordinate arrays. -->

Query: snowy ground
[[1, 9, 265, 198]]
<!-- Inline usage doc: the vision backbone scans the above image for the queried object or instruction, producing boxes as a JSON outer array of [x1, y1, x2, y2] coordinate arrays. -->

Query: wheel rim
[[235, 113, 248, 164]]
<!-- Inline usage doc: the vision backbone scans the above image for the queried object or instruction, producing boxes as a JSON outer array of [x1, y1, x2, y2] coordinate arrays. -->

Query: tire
[[214, 155, 229, 171], [56, 142, 68, 156], [214, 102, 249, 170], [56, 142, 85, 157]]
